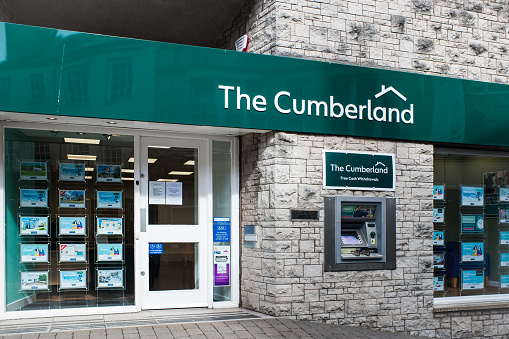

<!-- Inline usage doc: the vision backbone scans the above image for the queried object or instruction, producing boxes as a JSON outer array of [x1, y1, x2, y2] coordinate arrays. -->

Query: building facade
[[0, 1, 509, 338]]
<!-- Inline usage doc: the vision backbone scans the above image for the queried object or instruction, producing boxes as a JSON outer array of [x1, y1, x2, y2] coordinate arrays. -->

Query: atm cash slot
[[340, 221, 383, 260]]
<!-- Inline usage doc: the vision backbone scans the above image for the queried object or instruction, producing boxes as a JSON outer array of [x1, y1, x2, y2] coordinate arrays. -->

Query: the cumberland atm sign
[[323, 150, 395, 191]]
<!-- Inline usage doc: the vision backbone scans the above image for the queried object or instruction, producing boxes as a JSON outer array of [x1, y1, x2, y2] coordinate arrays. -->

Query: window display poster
[[59, 217, 86, 235], [500, 209, 509, 223], [20, 244, 48, 262], [501, 275, 509, 289], [433, 208, 444, 223], [461, 186, 484, 206], [501, 231, 509, 245], [97, 243, 123, 261], [500, 187, 509, 202], [433, 252, 445, 269], [461, 214, 484, 234], [20, 189, 48, 208], [433, 276, 444, 291], [96, 191, 122, 209], [59, 190, 86, 208], [166, 182, 183, 205], [433, 231, 444, 246], [433, 185, 444, 200], [97, 164, 122, 183], [97, 217, 123, 235], [20, 162, 47, 181], [19, 216, 48, 236], [60, 270, 87, 290], [214, 246, 231, 287], [501, 253, 509, 267], [59, 163, 85, 181], [21, 271, 49, 290], [213, 217, 231, 242], [149, 181, 166, 205], [97, 269, 124, 288], [461, 269, 484, 290], [461, 242, 484, 262], [59, 244, 86, 262]]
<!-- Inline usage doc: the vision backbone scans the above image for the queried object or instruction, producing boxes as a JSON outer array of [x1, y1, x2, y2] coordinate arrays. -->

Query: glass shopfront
[[3, 125, 237, 313], [434, 148, 509, 297], [4, 128, 135, 311]]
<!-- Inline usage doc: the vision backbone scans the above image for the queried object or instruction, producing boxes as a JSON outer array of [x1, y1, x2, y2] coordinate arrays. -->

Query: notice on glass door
[[213, 246, 230, 287], [166, 182, 183, 205], [149, 181, 166, 205]]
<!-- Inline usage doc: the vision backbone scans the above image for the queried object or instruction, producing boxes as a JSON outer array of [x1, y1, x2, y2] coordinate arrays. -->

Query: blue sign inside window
[[213, 217, 230, 242], [149, 243, 163, 254]]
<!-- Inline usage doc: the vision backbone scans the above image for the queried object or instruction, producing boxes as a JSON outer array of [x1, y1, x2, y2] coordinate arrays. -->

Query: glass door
[[139, 137, 209, 309]]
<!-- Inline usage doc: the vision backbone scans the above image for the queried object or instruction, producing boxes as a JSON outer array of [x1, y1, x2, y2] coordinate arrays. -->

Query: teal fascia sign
[[2, 23, 509, 147], [323, 151, 395, 191]]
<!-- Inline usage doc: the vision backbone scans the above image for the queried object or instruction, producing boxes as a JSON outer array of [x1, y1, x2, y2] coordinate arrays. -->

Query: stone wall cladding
[[228, 0, 509, 338], [218, 0, 509, 84], [240, 131, 438, 336]]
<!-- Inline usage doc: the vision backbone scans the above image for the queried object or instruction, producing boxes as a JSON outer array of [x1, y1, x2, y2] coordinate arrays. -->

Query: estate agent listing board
[[18, 160, 127, 294]]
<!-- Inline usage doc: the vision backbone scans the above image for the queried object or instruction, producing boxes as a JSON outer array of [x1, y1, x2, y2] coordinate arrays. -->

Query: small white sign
[[166, 182, 183, 205], [149, 181, 166, 205]]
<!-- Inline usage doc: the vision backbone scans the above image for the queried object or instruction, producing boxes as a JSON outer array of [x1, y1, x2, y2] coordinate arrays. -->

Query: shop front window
[[4, 128, 134, 311], [434, 149, 509, 297]]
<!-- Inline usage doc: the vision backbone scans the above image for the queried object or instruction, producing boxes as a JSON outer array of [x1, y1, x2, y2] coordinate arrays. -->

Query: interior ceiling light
[[149, 146, 172, 149], [183, 160, 195, 166], [106, 121, 117, 124], [157, 178, 179, 182], [85, 167, 94, 172], [128, 157, 157, 163], [64, 137, 100, 145], [168, 171, 193, 175], [121, 177, 134, 181], [76, 132, 85, 135], [47, 117, 58, 120], [67, 154, 97, 161], [85, 176, 92, 180], [104, 134, 112, 140], [121, 169, 134, 173]]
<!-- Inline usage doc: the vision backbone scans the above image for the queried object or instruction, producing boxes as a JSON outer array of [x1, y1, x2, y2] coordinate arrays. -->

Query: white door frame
[[138, 136, 211, 309]]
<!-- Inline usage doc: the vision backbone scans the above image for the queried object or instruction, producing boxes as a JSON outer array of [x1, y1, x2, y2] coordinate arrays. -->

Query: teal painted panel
[[1, 23, 509, 147]]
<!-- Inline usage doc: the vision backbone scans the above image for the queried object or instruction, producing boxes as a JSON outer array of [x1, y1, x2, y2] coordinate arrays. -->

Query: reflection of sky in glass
[[0, 24, 6, 63], [56, 30, 80, 39]]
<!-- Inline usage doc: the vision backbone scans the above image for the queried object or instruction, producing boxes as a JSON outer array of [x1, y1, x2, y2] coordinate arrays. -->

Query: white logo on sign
[[374, 85, 407, 102]]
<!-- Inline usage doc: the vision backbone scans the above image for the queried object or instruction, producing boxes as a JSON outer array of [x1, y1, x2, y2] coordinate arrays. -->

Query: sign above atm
[[2, 23, 509, 147], [323, 150, 395, 191]]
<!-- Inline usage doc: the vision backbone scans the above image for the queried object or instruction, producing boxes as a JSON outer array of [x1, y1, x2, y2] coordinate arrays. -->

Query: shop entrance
[[139, 137, 209, 309]]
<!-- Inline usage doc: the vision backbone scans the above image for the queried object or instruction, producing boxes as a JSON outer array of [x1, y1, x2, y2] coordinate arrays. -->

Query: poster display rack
[[16, 159, 128, 293], [433, 184, 446, 296]]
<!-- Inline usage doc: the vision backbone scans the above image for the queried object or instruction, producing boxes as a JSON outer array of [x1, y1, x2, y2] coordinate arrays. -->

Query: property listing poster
[[461, 186, 484, 206], [20, 162, 47, 181], [461, 242, 484, 262], [19, 216, 49, 236], [501, 253, 509, 267], [21, 271, 49, 290], [20, 244, 48, 263], [501, 275, 509, 289], [501, 231, 509, 245], [433, 231, 444, 246], [433, 185, 444, 200], [433, 208, 444, 223], [433, 276, 444, 291], [461, 269, 484, 290], [461, 214, 484, 234], [20, 189, 48, 208]]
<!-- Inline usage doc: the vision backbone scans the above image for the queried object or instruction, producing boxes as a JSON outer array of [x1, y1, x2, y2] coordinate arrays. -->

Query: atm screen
[[341, 204, 376, 218], [341, 235, 362, 245]]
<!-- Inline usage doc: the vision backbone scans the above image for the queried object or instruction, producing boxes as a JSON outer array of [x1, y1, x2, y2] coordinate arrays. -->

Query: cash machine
[[324, 196, 396, 271]]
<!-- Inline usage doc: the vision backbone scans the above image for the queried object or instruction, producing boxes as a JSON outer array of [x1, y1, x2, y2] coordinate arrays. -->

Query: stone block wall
[[217, 0, 509, 84], [240, 131, 439, 336]]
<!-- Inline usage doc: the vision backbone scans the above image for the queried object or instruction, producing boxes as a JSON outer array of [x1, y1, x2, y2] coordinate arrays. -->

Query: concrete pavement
[[0, 308, 427, 338]]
